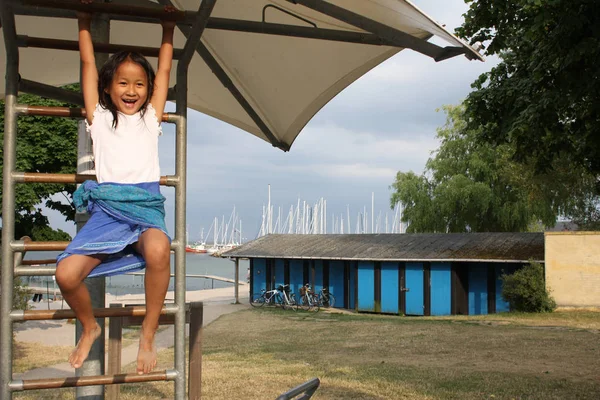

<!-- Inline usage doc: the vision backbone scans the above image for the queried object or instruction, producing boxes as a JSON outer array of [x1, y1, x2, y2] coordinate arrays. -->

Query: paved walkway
[[14, 286, 250, 380]]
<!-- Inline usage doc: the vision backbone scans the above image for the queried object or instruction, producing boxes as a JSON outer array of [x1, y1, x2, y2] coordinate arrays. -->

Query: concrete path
[[14, 286, 250, 380]]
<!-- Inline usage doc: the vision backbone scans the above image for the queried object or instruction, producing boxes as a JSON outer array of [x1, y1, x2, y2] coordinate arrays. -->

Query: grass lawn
[[14, 308, 600, 399]]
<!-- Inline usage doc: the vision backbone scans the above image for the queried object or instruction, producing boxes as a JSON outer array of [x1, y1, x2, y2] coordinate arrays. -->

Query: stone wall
[[545, 232, 600, 308]]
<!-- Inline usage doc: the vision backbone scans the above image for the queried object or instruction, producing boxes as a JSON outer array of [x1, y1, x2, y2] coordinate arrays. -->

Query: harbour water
[[22, 251, 249, 297]]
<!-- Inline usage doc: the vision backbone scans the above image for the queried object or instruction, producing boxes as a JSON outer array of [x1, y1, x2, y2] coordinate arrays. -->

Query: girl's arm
[[78, 10, 99, 125], [150, 9, 176, 118]]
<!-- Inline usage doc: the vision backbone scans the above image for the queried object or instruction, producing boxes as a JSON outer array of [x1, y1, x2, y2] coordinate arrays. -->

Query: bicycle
[[317, 287, 335, 308], [299, 283, 319, 312], [278, 284, 298, 311], [250, 287, 278, 308], [251, 284, 297, 311]]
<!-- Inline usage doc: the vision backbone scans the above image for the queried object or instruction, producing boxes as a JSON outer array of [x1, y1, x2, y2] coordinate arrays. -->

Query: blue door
[[289, 260, 304, 296], [468, 263, 488, 315], [357, 261, 375, 312], [329, 261, 344, 308], [252, 258, 267, 293], [274, 259, 285, 289], [405, 262, 424, 315], [381, 262, 399, 314], [349, 263, 356, 309], [313, 260, 324, 294], [430, 262, 451, 316]]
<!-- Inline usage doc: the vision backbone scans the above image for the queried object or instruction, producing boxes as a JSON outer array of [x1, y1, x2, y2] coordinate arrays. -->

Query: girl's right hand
[[77, 0, 94, 21], [77, 0, 93, 20]]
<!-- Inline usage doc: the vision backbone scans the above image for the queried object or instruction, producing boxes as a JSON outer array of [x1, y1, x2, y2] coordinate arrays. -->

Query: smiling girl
[[54, 2, 176, 375]]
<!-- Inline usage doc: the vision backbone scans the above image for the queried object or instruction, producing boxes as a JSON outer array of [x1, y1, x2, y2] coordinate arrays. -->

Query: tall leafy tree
[[0, 88, 79, 241], [456, 0, 600, 176], [390, 105, 597, 233]]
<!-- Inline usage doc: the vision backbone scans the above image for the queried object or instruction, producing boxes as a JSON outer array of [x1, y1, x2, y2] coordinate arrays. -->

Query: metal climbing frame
[[0, 0, 217, 399]]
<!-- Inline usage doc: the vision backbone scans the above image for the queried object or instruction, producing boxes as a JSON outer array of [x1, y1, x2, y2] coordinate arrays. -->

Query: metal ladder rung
[[17, 35, 186, 59], [15, 265, 56, 276], [21, 0, 188, 22], [10, 239, 181, 253], [9, 369, 177, 392], [11, 304, 179, 321], [12, 172, 177, 186], [15, 104, 175, 122]]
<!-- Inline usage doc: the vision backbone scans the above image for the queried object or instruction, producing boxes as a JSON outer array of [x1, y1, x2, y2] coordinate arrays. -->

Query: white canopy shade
[[1, 0, 483, 150]]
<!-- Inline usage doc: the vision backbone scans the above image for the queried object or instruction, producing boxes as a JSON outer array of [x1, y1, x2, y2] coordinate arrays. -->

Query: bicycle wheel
[[300, 295, 311, 311], [319, 293, 335, 308], [312, 293, 321, 311], [250, 293, 266, 308], [325, 293, 336, 308], [275, 293, 285, 308], [282, 294, 297, 311]]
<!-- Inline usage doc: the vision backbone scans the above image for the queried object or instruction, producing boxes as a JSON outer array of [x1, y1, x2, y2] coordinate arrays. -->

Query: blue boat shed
[[224, 233, 544, 316]]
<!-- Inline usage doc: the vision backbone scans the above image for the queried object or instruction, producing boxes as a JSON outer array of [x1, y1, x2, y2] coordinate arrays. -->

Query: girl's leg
[[133, 228, 171, 374], [55, 254, 105, 368]]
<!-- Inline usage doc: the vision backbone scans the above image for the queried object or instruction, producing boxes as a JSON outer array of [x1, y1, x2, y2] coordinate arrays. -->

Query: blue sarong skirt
[[57, 181, 171, 278]]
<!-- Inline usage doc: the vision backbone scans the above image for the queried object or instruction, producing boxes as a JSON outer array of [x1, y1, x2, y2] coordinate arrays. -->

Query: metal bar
[[207, 17, 387, 45], [20, 0, 187, 21], [11, 240, 181, 253], [188, 302, 203, 399], [11, 304, 179, 321], [19, 79, 84, 105], [15, 104, 174, 122], [275, 378, 321, 400], [12, 3, 399, 48], [12, 241, 69, 251], [106, 304, 123, 400], [1, 2, 20, 398], [289, 0, 465, 62], [17, 35, 186, 59], [20, 258, 56, 265], [13, 172, 174, 186], [171, 1, 217, 397], [10, 370, 177, 391], [15, 266, 57, 277]]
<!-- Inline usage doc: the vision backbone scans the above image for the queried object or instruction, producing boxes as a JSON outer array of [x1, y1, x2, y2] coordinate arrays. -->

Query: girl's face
[[106, 60, 149, 115]]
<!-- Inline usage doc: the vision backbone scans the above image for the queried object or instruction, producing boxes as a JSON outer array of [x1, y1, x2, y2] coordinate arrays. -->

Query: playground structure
[[1, 1, 482, 398]]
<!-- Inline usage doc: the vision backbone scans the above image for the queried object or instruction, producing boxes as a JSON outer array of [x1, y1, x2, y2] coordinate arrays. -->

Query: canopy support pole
[[172, 0, 217, 397]]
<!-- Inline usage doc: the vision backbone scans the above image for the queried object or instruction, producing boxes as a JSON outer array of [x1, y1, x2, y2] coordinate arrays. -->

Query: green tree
[[456, 0, 600, 176], [0, 88, 79, 241], [390, 105, 597, 233]]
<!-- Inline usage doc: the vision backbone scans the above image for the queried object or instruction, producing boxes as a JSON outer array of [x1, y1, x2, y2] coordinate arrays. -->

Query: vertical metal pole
[[172, 1, 217, 397], [234, 258, 240, 304], [188, 302, 203, 399], [174, 60, 188, 400], [76, 12, 109, 400], [1, 4, 19, 399]]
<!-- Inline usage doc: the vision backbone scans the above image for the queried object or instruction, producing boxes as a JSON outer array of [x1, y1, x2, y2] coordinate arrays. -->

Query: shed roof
[[223, 233, 544, 263]]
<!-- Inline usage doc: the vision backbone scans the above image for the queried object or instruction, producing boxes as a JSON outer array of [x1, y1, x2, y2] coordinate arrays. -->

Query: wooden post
[[188, 302, 203, 399], [107, 303, 123, 400]]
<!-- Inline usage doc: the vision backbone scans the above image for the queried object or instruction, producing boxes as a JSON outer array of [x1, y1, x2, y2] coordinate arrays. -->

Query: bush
[[501, 261, 556, 313]]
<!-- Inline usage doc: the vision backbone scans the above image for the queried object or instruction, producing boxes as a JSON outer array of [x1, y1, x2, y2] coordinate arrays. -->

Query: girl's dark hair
[[98, 51, 156, 128]]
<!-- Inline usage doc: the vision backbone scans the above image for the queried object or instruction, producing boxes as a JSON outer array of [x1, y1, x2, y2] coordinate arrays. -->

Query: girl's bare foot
[[68, 322, 102, 369], [137, 328, 157, 374]]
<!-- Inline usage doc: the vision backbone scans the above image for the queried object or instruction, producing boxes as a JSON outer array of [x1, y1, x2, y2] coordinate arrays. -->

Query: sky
[[48, 0, 498, 242]]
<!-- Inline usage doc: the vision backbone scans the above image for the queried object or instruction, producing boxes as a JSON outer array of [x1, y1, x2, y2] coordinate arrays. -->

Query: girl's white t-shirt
[[86, 104, 162, 184]]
